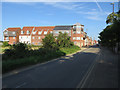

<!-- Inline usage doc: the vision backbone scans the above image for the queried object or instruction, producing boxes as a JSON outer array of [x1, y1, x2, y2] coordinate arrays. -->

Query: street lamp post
[[111, 2, 114, 13]]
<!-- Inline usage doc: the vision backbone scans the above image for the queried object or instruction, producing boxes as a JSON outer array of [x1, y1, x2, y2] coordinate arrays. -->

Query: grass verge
[[3, 46, 80, 73]]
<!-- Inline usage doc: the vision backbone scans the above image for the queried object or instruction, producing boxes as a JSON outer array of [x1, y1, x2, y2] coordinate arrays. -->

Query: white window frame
[[44, 31, 47, 34], [50, 31, 53, 33], [27, 30, 30, 34], [6, 37, 9, 40], [5, 31, 8, 34], [33, 37, 35, 39], [38, 31, 42, 34], [21, 31, 24, 34], [12, 32, 15, 34], [77, 31, 80, 34], [66, 31, 69, 33], [13, 37, 15, 39], [73, 37, 76, 40], [38, 37, 41, 39], [81, 37, 83, 40], [55, 31, 59, 34], [77, 37, 80, 40]]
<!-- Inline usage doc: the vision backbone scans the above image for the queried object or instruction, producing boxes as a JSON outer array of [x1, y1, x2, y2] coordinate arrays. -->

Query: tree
[[56, 32, 74, 48], [42, 33, 58, 50], [106, 12, 118, 24]]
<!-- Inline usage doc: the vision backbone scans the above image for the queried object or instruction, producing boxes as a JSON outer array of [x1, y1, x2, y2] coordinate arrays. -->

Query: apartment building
[[3, 23, 97, 47], [53, 23, 85, 47], [3, 27, 21, 44], [31, 26, 55, 45]]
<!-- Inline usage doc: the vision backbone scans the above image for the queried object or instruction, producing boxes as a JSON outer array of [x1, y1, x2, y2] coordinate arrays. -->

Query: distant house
[[3, 27, 21, 44]]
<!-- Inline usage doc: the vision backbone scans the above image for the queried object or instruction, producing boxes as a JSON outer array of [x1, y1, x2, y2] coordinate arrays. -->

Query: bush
[[2, 41, 9, 47]]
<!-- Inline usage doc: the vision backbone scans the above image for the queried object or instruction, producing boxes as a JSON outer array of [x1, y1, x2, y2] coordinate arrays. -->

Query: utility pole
[[111, 2, 114, 13]]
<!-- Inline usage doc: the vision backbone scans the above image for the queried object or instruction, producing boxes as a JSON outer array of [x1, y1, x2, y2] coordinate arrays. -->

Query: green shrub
[[2, 41, 9, 47]]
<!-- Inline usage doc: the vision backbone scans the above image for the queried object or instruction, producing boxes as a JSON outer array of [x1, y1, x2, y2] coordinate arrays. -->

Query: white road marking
[[15, 82, 26, 88], [76, 49, 101, 88]]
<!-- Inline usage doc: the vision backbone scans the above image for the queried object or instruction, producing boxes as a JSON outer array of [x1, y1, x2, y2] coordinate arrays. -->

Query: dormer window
[[27, 30, 30, 34], [21, 31, 24, 34], [77, 31, 80, 34], [44, 31, 47, 34], [38, 31, 42, 34], [12, 32, 15, 34], [33, 31, 36, 34]]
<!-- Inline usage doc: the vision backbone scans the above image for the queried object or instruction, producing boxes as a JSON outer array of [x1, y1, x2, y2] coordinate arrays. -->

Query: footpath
[[81, 47, 119, 88]]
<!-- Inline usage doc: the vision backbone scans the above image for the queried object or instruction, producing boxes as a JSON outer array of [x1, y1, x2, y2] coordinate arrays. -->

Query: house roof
[[53, 26, 72, 30], [6, 27, 21, 31], [4, 27, 21, 36]]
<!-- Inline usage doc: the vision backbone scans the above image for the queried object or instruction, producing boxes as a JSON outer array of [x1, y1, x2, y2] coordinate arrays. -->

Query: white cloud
[[2, 0, 118, 2], [44, 2, 84, 10]]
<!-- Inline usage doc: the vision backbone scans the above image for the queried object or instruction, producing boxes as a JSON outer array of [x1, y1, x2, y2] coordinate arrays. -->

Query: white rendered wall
[[19, 36, 31, 44]]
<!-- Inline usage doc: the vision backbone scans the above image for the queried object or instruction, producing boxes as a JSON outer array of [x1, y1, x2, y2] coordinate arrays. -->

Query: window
[[38, 42, 41, 45], [66, 31, 69, 33], [73, 37, 76, 40], [27, 30, 30, 34], [33, 31, 36, 34], [13, 37, 15, 39], [77, 31, 80, 34], [21, 31, 24, 34], [50, 31, 53, 33], [77, 37, 80, 40], [81, 37, 83, 40], [13, 42, 15, 44], [73, 31, 76, 34], [38, 31, 42, 34], [55, 31, 59, 34], [38, 37, 40, 39], [33, 37, 35, 39], [5, 31, 8, 34], [32, 42, 34, 44], [6, 37, 9, 40], [74, 41, 77, 44], [12, 32, 15, 34], [44, 31, 47, 34], [61, 31, 64, 33]]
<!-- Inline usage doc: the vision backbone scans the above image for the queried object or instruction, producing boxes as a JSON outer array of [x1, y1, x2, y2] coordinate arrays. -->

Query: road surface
[[2, 46, 100, 88]]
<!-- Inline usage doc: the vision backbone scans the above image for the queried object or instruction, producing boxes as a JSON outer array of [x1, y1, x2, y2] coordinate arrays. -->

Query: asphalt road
[[2, 47, 100, 88]]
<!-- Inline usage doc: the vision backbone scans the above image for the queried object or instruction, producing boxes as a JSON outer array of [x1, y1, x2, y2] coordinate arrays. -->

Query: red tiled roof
[[32, 26, 55, 36], [20, 26, 35, 35], [7, 27, 21, 31]]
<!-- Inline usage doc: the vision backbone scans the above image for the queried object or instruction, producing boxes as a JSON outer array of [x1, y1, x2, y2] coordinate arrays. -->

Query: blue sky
[[1, 2, 119, 41]]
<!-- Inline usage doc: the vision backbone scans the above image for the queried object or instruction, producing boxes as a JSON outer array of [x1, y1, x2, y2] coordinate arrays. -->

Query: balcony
[[4, 39, 9, 41]]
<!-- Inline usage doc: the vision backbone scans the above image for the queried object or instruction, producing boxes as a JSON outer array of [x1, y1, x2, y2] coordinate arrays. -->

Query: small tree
[[56, 32, 74, 48], [2, 41, 9, 47], [42, 33, 58, 50]]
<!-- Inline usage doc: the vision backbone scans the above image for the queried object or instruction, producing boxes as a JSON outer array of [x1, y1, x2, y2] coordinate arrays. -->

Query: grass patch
[[60, 45, 80, 54]]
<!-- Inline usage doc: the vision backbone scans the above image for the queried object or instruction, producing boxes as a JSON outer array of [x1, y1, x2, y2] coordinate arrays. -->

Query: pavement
[[2, 47, 100, 88], [80, 47, 118, 88]]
